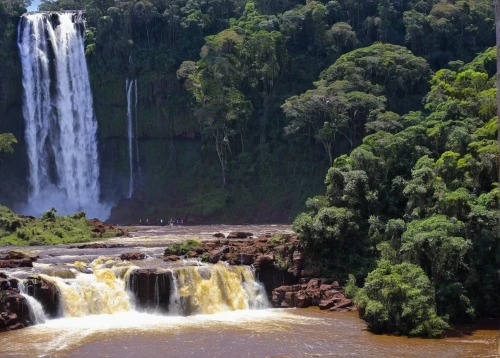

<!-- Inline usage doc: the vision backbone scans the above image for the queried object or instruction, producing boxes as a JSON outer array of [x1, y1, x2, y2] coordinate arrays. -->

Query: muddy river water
[[0, 225, 498, 357]]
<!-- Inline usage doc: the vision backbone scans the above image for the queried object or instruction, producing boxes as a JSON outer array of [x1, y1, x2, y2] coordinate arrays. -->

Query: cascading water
[[125, 78, 138, 198], [18, 282, 47, 324], [31, 260, 269, 320], [17, 12, 110, 219]]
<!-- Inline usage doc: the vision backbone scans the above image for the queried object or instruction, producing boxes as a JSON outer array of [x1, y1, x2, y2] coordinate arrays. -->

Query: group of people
[[138, 218, 184, 226]]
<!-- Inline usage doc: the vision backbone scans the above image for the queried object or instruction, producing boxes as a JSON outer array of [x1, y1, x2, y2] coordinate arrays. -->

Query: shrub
[[164, 238, 202, 256], [355, 260, 449, 337]]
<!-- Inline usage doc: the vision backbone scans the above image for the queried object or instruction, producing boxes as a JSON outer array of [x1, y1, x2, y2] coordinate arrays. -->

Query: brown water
[[1, 225, 498, 357], [0, 309, 497, 358]]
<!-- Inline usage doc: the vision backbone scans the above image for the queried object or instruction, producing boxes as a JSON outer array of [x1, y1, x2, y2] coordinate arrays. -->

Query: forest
[[0, 0, 499, 336]]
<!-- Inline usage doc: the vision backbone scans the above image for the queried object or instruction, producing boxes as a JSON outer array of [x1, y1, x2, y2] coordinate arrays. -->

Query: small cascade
[[41, 268, 132, 317], [167, 269, 182, 315], [125, 78, 139, 198], [172, 263, 268, 315], [18, 282, 47, 324]]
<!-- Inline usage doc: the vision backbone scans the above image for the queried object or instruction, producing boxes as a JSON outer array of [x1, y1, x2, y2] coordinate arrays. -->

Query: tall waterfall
[[17, 12, 110, 219], [125, 79, 138, 198]]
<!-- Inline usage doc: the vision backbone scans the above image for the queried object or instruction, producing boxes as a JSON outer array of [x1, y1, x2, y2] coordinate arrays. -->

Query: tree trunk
[[496, 0, 500, 182]]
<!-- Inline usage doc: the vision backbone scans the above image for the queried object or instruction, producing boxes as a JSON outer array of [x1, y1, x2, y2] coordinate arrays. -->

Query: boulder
[[213, 233, 225, 238], [164, 255, 180, 262], [208, 246, 229, 263], [330, 298, 353, 311], [0, 259, 33, 268], [0, 290, 31, 332], [227, 232, 252, 239], [120, 252, 146, 261]]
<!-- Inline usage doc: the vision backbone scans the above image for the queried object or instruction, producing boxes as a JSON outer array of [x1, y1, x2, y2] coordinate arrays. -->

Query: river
[[0, 225, 498, 357]]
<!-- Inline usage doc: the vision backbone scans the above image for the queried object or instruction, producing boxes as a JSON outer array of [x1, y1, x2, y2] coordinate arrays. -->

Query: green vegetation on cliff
[[1, 0, 495, 223], [0, 206, 124, 246]]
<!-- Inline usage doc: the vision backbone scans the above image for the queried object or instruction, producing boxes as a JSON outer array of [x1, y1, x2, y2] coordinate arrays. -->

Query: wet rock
[[25, 276, 60, 318], [120, 252, 146, 261], [208, 246, 229, 263], [213, 233, 225, 238], [127, 269, 171, 312], [164, 255, 180, 262], [0, 287, 31, 332], [227, 232, 252, 239], [0, 259, 33, 268], [330, 298, 353, 311], [233, 253, 254, 265], [70, 243, 125, 249]]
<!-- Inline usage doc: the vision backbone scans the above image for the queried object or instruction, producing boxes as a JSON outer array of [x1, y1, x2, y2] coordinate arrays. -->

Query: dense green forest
[[0, 0, 499, 336]]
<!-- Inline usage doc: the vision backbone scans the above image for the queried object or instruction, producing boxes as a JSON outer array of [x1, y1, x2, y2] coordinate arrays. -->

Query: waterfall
[[18, 282, 47, 324], [171, 264, 268, 315], [125, 78, 138, 198], [41, 269, 132, 317], [17, 12, 110, 219], [126, 79, 134, 198]]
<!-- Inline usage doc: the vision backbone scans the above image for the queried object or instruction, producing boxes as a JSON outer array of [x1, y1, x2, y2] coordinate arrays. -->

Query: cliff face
[[0, 20, 325, 224]]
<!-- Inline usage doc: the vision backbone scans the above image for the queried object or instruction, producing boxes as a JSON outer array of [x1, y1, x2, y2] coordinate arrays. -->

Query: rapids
[[1, 226, 498, 357]]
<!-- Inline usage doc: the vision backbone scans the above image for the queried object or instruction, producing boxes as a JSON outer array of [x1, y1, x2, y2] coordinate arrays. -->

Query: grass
[[0, 206, 122, 246], [164, 238, 203, 256]]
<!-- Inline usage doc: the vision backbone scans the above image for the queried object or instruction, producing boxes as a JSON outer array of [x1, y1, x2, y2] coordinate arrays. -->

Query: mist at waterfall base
[[17, 12, 111, 220]]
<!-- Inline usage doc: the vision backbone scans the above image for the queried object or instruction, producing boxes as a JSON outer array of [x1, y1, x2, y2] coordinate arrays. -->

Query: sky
[[27, 0, 42, 12]]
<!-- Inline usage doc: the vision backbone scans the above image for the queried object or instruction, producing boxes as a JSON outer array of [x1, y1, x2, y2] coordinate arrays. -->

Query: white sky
[[27, 0, 42, 11]]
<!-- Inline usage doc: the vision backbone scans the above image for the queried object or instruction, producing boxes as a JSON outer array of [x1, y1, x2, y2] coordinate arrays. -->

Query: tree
[[356, 260, 449, 337], [0, 133, 16, 160]]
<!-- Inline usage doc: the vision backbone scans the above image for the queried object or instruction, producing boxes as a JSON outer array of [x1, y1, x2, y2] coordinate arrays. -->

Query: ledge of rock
[[24, 276, 60, 318], [69, 243, 125, 249], [165, 234, 304, 295], [0, 273, 33, 332], [271, 278, 354, 312], [120, 252, 146, 261]]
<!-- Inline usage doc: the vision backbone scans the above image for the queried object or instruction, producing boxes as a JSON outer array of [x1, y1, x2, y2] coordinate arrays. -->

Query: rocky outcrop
[[164, 234, 304, 295], [0, 251, 38, 268], [24, 276, 60, 318], [89, 219, 129, 238], [0, 273, 32, 332], [120, 252, 146, 261], [227, 232, 253, 239], [271, 278, 354, 311], [69, 243, 125, 249], [127, 269, 171, 312]]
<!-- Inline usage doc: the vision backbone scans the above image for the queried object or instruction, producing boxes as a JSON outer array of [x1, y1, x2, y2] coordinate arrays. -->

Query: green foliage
[[164, 238, 202, 256], [295, 47, 500, 336], [0, 205, 122, 245], [356, 260, 449, 337]]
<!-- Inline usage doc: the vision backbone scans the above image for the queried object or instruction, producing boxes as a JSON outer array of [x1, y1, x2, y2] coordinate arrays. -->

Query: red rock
[[295, 291, 312, 308], [330, 298, 352, 311], [120, 252, 146, 261], [208, 246, 229, 263], [284, 292, 295, 307], [227, 232, 251, 239], [320, 284, 333, 292], [164, 255, 180, 262]]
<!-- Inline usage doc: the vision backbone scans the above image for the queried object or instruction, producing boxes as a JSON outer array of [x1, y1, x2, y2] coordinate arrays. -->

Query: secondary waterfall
[[17, 12, 110, 219], [125, 79, 138, 198]]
